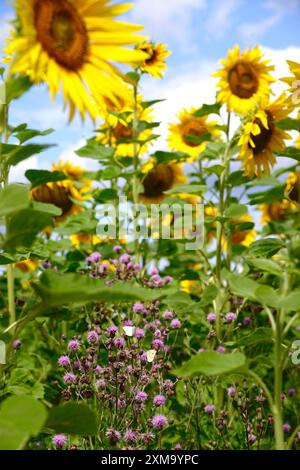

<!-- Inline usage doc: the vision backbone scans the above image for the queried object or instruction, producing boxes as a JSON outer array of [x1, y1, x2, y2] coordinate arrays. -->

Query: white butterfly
[[146, 349, 157, 363], [123, 326, 136, 337]]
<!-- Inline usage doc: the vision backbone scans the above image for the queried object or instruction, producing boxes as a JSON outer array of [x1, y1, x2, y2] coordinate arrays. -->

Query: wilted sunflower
[[137, 41, 170, 78], [286, 171, 300, 205], [260, 200, 296, 224], [31, 161, 91, 222], [238, 94, 292, 178], [97, 94, 154, 157], [15, 259, 40, 272], [5, 0, 147, 121], [139, 163, 187, 204], [168, 107, 220, 161], [214, 45, 274, 115], [228, 214, 256, 247]]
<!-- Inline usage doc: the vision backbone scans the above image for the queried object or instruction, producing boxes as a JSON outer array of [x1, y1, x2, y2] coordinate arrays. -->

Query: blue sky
[[0, 0, 300, 181]]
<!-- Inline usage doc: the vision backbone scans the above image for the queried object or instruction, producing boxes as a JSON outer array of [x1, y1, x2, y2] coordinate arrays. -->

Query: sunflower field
[[0, 0, 300, 453]]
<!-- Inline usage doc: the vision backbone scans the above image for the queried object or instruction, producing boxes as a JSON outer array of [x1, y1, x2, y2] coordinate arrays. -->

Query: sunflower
[[228, 214, 256, 247], [286, 171, 300, 205], [238, 94, 292, 178], [282, 61, 300, 110], [260, 200, 296, 224], [31, 161, 91, 222], [180, 280, 202, 298], [205, 206, 218, 243], [70, 233, 102, 248], [139, 163, 187, 204], [15, 259, 40, 272], [97, 94, 154, 157], [214, 45, 275, 115], [5, 0, 147, 121], [137, 41, 170, 78], [168, 107, 220, 161]]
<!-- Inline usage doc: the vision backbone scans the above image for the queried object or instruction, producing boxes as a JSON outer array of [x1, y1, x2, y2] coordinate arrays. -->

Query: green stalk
[[132, 78, 140, 263], [0, 98, 16, 329]]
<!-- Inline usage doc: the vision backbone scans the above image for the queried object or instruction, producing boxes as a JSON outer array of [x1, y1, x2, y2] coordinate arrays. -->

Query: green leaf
[[46, 403, 97, 436], [184, 133, 211, 145], [0, 184, 29, 217], [0, 395, 47, 450], [15, 127, 54, 144], [225, 204, 248, 218], [165, 184, 207, 195], [247, 258, 281, 276], [248, 239, 284, 258], [5, 76, 32, 103], [200, 142, 226, 160], [201, 284, 218, 303], [255, 285, 280, 308], [75, 140, 115, 160], [174, 351, 247, 377], [248, 186, 285, 205], [228, 171, 248, 187], [101, 166, 121, 180], [280, 290, 300, 311], [227, 272, 259, 302], [25, 169, 66, 188], [5, 209, 53, 249], [154, 150, 190, 164], [0, 254, 15, 265], [94, 188, 118, 202], [141, 99, 166, 109], [33, 271, 169, 306], [31, 201, 62, 217], [193, 103, 222, 117], [2, 143, 55, 166], [276, 118, 300, 132], [237, 328, 272, 347], [276, 147, 300, 162]]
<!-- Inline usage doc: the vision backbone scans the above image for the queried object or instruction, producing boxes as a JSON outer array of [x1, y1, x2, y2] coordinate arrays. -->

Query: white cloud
[[238, 0, 299, 42], [129, 0, 207, 49], [0, 13, 11, 50], [205, 0, 242, 39], [58, 139, 100, 173]]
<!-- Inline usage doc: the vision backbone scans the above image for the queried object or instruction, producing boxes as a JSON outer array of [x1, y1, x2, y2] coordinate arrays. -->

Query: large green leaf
[[15, 127, 54, 144], [33, 271, 170, 306], [248, 239, 284, 258], [280, 290, 300, 311], [246, 258, 281, 276], [25, 169, 66, 188], [227, 272, 260, 302], [225, 204, 248, 218], [165, 184, 207, 195], [276, 147, 300, 162], [0, 395, 47, 450], [0, 184, 29, 217], [2, 143, 55, 166], [153, 151, 190, 164], [75, 140, 115, 160], [276, 118, 300, 132], [237, 328, 273, 347], [5, 209, 53, 248], [255, 285, 280, 308], [5, 76, 32, 103], [46, 403, 97, 435], [174, 351, 247, 377], [193, 103, 222, 117]]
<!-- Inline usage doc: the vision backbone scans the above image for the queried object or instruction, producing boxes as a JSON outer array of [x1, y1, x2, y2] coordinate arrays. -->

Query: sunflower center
[[250, 111, 274, 155], [288, 177, 300, 203], [113, 122, 133, 141], [228, 61, 258, 99], [182, 121, 206, 148], [34, 0, 88, 70], [32, 184, 74, 216], [143, 164, 175, 198]]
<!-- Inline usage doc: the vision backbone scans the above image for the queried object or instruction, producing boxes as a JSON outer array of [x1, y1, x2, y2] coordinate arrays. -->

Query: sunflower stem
[[132, 77, 141, 263]]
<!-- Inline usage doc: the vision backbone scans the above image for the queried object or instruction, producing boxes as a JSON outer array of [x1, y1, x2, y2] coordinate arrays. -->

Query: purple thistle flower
[[134, 328, 145, 339], [113, 337, 125, 348], [12, 339, 22, 350], [151, 414, 168, 429], [283, 423, 292, 433], [207, 312, 216, 324], [249, 434, 257, 443], [107, 325, 118, 337], [288, 388, 296, 397], [140, 352, 148, 363], [153, 395, 166, 406], [198, 348, 206, 353], [73, 360, 81, 370], [152, 339, 164, 350], [225, 312, 237, 323], [123, 319, 133, 327], [243, 316, 252, 326], [170, 319, 181, 329], [67, 339, 81, 352], [52, 434, 67, 449], [63, 372, 77, 385], [96, 379, 106, 390], [106, 429, 121, 444], [163, 310, 174, 320], [150, 267, 159, 276], [204, 404, 215, 414], [87, 330, 99, 344], [124, 430, 137, 443], [142, 432, 154, 444], [133, 302, 144, 314], [165, 276, 173, 284], [58, 355, 70, 368], [119, 253, 131, 264], [86, 252, 101, 263], [135, 390, 148, 403], [174, 443, 182, 450], [162, 380, 174, 391], [117, 398, 126, 409], [113, 245, 122, 253], [227, 387, 237, 398], [216, 346, 226, 353], [296, 326, 300, 332]]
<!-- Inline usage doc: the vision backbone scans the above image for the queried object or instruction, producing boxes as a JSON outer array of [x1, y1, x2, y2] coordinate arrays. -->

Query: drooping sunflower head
[[140, 163, 187, 204], [137, 41, 170, 78], [97, 94, 154, 157], [168, 108, 220, 161], [228, 214, 256, 247], [5, 0, 147, 121], [238, 94, 292, 178], [214, 45, 275, 115], [281, 61, 300, 109], [260, 200, 296, 225], [31, 160, 91, 222], [15, 259, 40, 272]]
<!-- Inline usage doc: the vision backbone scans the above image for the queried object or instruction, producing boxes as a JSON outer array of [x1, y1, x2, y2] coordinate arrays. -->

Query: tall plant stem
[[132, 78, 140, 263], [1, 99, 16, 329]]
